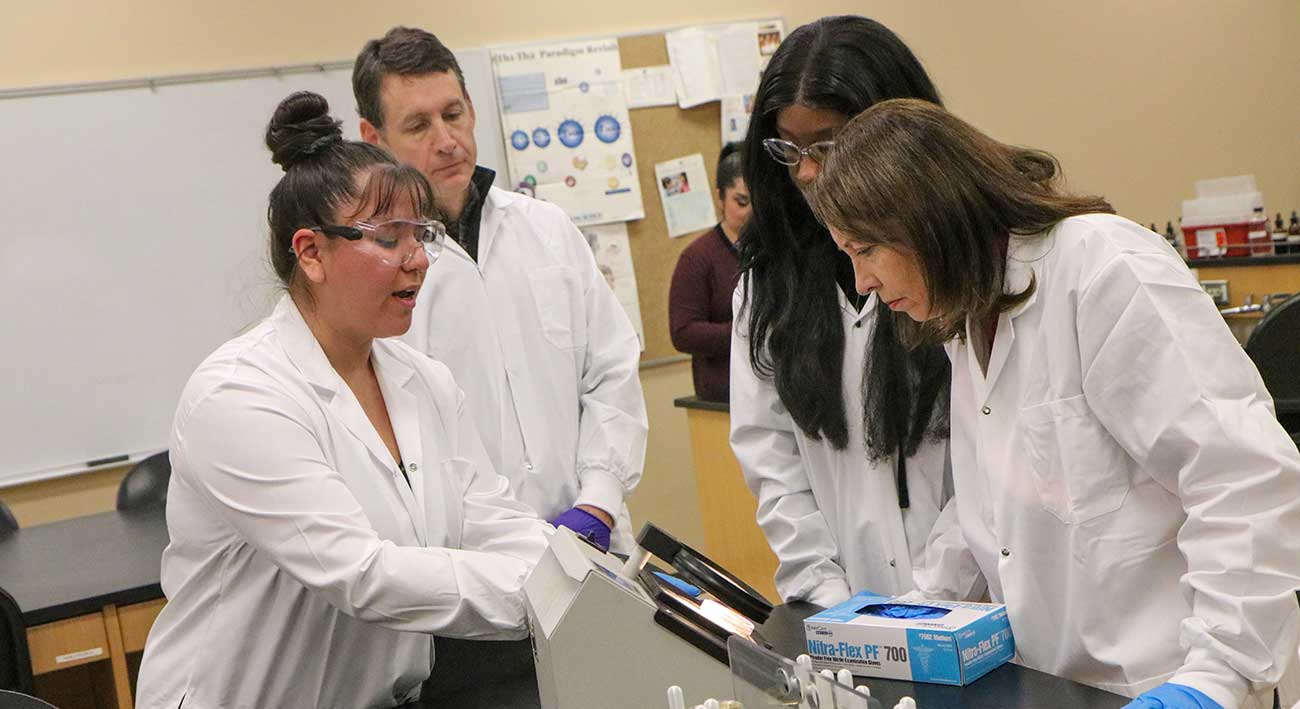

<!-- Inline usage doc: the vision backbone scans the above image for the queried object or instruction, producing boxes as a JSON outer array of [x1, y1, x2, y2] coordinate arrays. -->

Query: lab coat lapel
[[371, 347, 428, 545], [979, 236, 1044, 396], [475, 188, 505, 267], [272, 296, 424, 540]]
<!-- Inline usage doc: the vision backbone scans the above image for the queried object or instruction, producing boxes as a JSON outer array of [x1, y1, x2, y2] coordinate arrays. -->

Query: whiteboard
[[0, 49, 507, 487]]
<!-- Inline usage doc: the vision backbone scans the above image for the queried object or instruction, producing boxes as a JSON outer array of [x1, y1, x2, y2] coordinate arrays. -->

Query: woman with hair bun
[[668, 142, 751, 402], [135, 91, 551, 709]]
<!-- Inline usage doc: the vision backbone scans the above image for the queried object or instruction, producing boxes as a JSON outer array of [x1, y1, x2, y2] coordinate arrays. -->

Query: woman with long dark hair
[[730, 16, 952, 607], [812, 98, 1300, 709]]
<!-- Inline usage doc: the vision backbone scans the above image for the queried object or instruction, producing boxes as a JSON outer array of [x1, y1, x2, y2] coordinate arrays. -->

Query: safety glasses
[[308, 218, 447, 268], [762, 138, 836, 167]]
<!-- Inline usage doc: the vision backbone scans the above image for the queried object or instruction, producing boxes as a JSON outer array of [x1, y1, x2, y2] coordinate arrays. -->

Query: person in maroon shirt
[[669, 143, 751, 401]]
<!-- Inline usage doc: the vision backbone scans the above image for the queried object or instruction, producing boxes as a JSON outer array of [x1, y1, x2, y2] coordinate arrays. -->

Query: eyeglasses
[[762, 138, 836, 167], [306, 218, 447, 268]]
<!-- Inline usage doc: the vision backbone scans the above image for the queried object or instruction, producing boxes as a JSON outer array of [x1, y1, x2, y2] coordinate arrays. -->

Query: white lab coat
[[136, 296, 552, 709], [730, 281, 951, 607], [913, 214, 1300, 706], [403, 186, 647, 552]]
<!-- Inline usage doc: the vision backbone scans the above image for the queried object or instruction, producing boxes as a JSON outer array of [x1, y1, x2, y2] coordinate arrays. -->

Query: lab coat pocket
[[436, 457, 477, 548], [527, 265, 581, 351], [1020, 395, 1131, 524]]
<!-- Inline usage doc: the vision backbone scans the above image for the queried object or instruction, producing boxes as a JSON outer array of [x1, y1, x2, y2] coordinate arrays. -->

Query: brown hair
[[812, 98, 1113, 345], [353, 26, 467, 129]]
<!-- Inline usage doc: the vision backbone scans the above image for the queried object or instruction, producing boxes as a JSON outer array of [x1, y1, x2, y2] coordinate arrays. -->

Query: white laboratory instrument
[[527, 523, 775, 709]]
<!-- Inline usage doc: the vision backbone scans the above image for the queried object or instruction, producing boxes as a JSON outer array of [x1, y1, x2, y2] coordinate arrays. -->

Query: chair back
[[1246, 294, 1300, 433], [1246, 293, 1300, 399], [116, 451, 172, 512], [0, 588, 34, 694], [0, 502, 15, 540], [0, 690, 58, 708]]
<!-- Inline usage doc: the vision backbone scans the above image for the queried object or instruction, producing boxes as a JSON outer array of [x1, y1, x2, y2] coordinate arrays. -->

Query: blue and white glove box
[[803, 592, 1015, 686]]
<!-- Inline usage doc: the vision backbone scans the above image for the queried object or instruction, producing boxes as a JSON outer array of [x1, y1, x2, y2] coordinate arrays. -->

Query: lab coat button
[[525, 462, 534, 472], [1001, 547, 1010, 557], [982, 406, 991, 415], [408, 463, 418, 472], [888, 559, 896, 567]]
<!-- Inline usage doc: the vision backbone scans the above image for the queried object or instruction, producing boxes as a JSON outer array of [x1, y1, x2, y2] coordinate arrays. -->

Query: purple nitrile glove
[[550, 507, 611, 551], [1122, 683, 1222, 709]]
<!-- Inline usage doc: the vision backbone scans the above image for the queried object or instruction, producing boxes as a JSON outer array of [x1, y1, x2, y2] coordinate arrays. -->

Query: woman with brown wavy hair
[[813, 98, 1300, 709]]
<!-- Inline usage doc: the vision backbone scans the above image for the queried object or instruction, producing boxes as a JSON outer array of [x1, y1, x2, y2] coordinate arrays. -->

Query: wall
[[3, 1, 1297, 531], [4, 1, 1296, 222]]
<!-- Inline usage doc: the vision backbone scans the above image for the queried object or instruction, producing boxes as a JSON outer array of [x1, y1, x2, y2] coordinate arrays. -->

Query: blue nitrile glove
[[858, 603, 950, 620], [551, 507, 611, 551], [1122, 683, 1222, 709], [654, 572, 703, 598]]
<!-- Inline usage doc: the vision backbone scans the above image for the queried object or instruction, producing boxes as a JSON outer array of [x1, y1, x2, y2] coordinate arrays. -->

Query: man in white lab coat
[[354, 27, 647, 553]]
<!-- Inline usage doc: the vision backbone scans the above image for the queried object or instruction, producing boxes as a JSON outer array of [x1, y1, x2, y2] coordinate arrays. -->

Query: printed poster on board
[[580, 222, 645, 350], [492, 38, 646, 226]]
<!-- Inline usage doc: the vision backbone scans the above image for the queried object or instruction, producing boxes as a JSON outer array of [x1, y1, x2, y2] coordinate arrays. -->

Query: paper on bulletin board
[[665, 22, 762, 109], [721, 94, 754, 144], [491, 38, 645, 226], [580, 222, 646, 350], [655, 153, 717, 237], [621, 65, 677, 108], [757, 19, 785, 69]]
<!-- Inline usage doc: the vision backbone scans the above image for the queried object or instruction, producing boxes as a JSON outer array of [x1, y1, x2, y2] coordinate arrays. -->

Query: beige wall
[[4, 1, 1296, 222], [3, 2, 1297, 528]]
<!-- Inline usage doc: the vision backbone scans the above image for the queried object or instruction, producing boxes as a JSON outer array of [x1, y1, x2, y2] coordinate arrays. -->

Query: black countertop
[[762, 603, 1129, 709], [0, 507, 168, 626], [421, 602, 1128, 709], [674, 395, 730, 413], [1186, 253, 1300, 268], [0, 507, 1129, 708]]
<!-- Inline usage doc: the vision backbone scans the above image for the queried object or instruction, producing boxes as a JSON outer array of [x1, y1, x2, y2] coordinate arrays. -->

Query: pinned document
[[622, 65, 677, 108], [580, 223, 646, 349], [720, 94, 754, 144], [665, 23, 762, 109], [655, 154, 717, 237]]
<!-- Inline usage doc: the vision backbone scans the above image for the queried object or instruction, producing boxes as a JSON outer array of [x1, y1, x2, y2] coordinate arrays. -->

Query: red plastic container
[[1182, 217, 1272, 259]]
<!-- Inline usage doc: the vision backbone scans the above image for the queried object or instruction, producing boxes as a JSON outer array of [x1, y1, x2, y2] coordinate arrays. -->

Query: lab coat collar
[[1003, 232, 1052, 319], [837, 287, 876, 326], [475, 185, 510, 266], [962, 233, 1052, 395], [271, 295, 344, 398]]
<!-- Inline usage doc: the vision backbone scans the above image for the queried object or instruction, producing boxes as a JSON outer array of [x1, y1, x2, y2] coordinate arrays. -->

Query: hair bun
[[265, 91, 344, 170]]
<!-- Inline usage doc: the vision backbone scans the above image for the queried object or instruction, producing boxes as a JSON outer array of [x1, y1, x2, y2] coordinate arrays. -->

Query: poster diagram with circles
[[491, 38, 645, 226]]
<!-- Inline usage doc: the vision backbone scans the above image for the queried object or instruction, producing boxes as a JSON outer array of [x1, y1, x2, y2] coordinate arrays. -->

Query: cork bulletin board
[[617, 32, 726, 362], [615, 18, 783, 363]]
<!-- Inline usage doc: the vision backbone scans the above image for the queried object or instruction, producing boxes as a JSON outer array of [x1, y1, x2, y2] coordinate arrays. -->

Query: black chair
[[0, 690, 57, 708], [1246, 293, 1300, 434], [0, 588, 34, 695], [115, 451, 171, 511], [0, 502, 16, 540]]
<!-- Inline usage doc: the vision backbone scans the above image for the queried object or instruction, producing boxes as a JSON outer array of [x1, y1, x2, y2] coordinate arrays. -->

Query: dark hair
[[353, 26, 467, 129], [716, 142, 745, 195], [738, 15, 948, 459], [814, 98, 1114, 345], [265, 91, 438, 288]]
